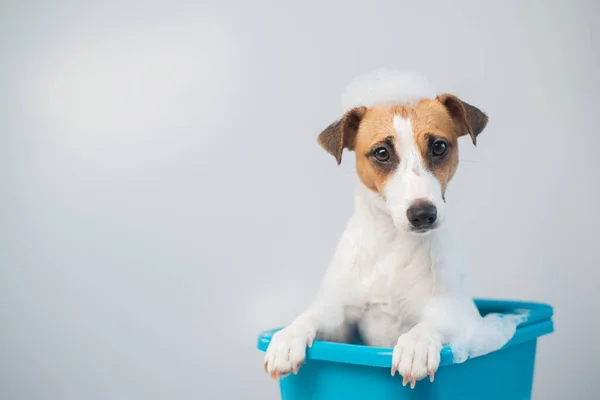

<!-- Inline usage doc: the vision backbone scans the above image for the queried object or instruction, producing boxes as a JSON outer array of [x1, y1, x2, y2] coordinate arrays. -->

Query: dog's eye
[[373, 147, 390, 162], [431, 140, 448, 157]]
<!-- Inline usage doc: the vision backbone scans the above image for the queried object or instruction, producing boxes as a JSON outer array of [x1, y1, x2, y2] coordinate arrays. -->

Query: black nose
[[406, 200, 437, 230]]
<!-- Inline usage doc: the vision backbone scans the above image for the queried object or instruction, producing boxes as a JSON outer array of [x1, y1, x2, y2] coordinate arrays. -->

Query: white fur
[[264, 70, 519, 387]]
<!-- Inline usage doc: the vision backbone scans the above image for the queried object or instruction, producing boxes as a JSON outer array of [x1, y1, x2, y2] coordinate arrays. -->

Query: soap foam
[[450, 312, 529, 363], [340, 68, 437, 113]]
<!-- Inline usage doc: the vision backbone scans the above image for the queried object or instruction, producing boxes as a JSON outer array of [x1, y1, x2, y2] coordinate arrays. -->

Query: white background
[[1, 0, 598, 398]]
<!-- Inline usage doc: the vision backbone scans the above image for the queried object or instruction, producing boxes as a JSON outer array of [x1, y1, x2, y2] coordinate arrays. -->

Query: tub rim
[[256, 299, 554, 368]]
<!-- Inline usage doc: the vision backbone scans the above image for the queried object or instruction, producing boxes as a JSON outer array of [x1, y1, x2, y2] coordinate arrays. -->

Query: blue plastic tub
[[257, 299, 553, 400]]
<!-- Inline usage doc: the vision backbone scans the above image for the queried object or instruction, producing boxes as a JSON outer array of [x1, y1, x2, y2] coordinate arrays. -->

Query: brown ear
[[317, 107, 367, 164], [437, 94, 488, 145]]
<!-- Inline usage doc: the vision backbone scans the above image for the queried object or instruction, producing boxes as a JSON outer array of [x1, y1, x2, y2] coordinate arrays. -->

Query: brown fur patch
[[410, 99, 461, 193], [353, 107, 399, 194], [318, 95, 487, 197], [350, 102, 460, 196], [318, 107, 367, 164], [437, 94, 488, 145]]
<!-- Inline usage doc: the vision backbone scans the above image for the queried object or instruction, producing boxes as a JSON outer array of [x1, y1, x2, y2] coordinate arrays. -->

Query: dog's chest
[[357, 243, 433, 307], [360, 242, 435, 299], [350, 246, 436, 347]]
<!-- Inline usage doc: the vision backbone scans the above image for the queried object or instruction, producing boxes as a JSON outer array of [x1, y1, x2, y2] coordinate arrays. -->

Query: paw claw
[[392, 332, 441, 389], [263, 326, 313, 379]]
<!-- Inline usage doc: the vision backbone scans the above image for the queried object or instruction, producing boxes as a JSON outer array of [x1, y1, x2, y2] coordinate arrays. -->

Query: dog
[[263, 70, 498, 388]]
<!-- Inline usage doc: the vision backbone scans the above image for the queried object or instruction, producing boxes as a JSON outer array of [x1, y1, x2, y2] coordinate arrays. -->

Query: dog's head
[[318, 92, 487, 234]]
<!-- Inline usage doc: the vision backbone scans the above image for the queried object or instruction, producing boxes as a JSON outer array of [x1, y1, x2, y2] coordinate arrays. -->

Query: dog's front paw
[[391, 332, 442, 389], [263, 325, 315, 380]]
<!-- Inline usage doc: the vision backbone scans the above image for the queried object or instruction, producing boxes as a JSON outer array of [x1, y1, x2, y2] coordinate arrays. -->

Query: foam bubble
[[450, 312, 529, 363], [339, 68, 437, 113]]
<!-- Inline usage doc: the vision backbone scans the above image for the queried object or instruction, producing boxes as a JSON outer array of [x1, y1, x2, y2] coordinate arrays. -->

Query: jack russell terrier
[[263, 70, 504, 389]]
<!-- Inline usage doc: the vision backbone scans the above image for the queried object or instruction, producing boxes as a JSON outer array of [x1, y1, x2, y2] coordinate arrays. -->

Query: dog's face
[[319, 94, 488, 234]]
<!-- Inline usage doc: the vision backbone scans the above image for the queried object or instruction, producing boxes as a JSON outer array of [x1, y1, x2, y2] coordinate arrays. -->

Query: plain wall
[[1, 0, 598, 398]]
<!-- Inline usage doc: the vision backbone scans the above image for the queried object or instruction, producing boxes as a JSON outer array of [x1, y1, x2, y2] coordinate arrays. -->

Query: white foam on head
[[339, 68, 437, 113]]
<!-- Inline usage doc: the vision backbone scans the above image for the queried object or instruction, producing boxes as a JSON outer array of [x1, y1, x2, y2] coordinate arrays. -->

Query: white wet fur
[[264, 69, 521, 387]]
